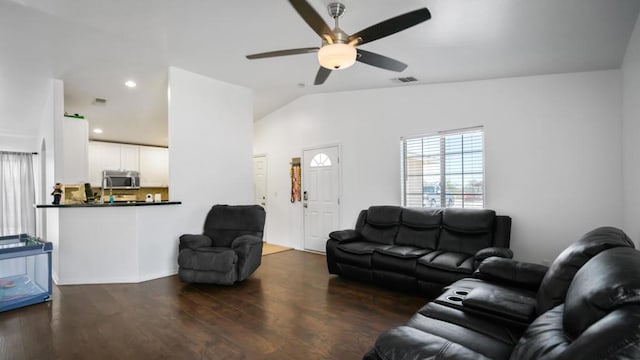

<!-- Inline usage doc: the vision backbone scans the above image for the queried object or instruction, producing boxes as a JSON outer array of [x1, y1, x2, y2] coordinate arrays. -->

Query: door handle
[[303, 202, 308, 208], [261, 202, 266, 206]]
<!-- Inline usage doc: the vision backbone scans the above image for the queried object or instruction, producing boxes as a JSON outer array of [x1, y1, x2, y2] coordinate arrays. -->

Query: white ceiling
[[1, 0, 639, 147]]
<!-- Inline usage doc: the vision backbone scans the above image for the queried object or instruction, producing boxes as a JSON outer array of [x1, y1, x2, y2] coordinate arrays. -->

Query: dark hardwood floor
[[0, 250, 428, 359]]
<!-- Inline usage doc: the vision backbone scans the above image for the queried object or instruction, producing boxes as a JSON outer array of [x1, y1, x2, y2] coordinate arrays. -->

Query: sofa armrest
[[473, 247, 513, 270], [329, 229, 361, 243], [232, 235, 263, 281], [475, 247, 514, 261], [462, 287, 537, 324], [179, 234, 212, 251], [231, 234, 263, 250], [473, 257, 548, 291]]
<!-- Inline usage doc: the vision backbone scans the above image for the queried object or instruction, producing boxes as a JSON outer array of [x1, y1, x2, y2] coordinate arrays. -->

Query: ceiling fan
[[246, 0, 431, 85]]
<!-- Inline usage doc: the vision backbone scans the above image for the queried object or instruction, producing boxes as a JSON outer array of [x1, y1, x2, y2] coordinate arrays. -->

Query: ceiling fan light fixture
[[318, 43, 356, 70]]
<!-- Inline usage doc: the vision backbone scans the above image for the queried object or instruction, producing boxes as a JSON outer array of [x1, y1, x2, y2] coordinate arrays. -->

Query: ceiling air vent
[[392, 76, 418, 83], [92, 98, 107, 106]]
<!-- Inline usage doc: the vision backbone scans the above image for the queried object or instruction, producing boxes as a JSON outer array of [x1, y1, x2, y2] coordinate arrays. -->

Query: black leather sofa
[[326, 206, 512, 294], [364, 227, 640, 360]]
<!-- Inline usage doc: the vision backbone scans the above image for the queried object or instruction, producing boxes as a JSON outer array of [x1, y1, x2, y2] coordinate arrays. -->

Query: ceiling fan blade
[[314, 67, 332, 85], [246, 47, 319, 59], [356, 49, 407, 72], [348, 8, 431, 46], [289, 0, 335, 40]]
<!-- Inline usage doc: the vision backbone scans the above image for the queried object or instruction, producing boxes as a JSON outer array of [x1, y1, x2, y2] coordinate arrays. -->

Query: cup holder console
[[434, 288, 470, 310]]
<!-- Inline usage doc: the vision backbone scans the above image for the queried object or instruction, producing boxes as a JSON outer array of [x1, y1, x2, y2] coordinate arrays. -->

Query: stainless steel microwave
[[102, 170, 140, 189]]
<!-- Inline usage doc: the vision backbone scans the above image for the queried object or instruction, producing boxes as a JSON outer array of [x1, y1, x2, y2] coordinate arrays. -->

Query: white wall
[[254, 70, 623, 263], [0, 77, 57, 238], [168, 67, 254, 234], [623, 14, 640, 247], [34, 79, 58, 238], [0, 0, 54, 152], [0, 133, 37, 152]]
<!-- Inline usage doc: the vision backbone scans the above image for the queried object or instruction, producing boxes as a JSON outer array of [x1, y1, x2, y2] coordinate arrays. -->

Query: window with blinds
[[401, 127, 484, 208]]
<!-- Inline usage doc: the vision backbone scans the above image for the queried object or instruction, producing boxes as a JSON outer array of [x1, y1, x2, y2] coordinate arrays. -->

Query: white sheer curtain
[[0, 152, 36, 235]]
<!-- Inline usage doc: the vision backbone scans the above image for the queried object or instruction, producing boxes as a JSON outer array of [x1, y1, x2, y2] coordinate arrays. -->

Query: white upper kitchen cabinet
[[88, 142, 118, 186], [88, 141, 168, 187], [88, 141, 137, 186], [87, 142, 102, 186], [101, 142, 121, 170], [120, 144, 140, 171], [139, 146, 169, 187]]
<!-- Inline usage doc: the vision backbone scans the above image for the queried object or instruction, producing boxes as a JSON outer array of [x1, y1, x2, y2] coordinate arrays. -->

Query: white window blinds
[[401, 127, 484, 208]]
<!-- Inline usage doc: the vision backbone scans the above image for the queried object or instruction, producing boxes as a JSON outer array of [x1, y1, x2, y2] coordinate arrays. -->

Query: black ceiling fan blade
[[314, 67, 332, 85], [246, 47, 319, 59], [348, 8, 431, 46], [356, 49, 407, 72], [289, 0, 335, 40]]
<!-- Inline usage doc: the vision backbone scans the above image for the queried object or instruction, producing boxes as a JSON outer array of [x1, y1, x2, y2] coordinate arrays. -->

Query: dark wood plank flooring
[[0, 250, 429, 360]]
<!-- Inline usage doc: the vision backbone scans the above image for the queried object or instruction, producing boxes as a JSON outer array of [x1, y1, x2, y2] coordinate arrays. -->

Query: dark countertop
[[35, 201, 182, 208]]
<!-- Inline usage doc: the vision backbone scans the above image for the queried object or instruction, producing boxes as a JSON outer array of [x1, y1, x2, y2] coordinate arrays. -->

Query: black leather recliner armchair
[[178, 204, 266, 285]]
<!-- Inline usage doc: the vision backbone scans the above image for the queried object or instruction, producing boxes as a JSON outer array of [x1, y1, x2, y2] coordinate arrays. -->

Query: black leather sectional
[[364, 227, 640, 360], [326, 206, 512, 295]]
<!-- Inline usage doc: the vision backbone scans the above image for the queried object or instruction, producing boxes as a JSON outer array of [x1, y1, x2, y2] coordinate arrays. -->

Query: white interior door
[[303, 146, 340, 253], [253, 155, 267, 208]]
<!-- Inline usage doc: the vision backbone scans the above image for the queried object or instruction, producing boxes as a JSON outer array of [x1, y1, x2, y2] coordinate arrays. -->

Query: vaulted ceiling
[[1, 0, 639, 146]]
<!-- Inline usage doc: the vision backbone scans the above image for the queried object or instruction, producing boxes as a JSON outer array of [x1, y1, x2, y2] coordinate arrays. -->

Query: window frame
[[400, 126, 485, 209]]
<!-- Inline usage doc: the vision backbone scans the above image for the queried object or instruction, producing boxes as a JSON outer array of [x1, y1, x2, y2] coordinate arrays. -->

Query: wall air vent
[[92, 98, 107, 106], [392, 76, 418, 83]]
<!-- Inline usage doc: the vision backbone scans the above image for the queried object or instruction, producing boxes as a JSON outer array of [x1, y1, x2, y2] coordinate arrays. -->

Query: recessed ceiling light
[[93, 128, 103, 134], [125, 80, 137, 88]]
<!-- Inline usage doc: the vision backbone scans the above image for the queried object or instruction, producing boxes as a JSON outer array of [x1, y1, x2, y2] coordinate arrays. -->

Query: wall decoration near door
[[290, 157, 301, 203]]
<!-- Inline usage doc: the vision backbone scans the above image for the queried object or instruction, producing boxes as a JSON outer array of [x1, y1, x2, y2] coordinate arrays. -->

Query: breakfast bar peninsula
[[36, 201, 181, 285]]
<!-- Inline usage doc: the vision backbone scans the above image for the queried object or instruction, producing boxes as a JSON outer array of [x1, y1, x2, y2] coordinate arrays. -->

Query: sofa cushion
[[511, 304, 640, 360], [375, 245, 433, 259], [366, 206, 403, 226], [536, 226, 635, 315], [203, 205, 266, 247], [401, 207, 443, 228], [372, 247, 433, 276], [395, 207, 442, 248], [563, 247, 640, 339], [417, 302, 524, 347], [336, 241, 393, 255], [418, 251, 475, 274], [438, 208, 496, 254], [442, 208, 496, 232], [359, 206, 402, 245], [406, 313, 514, 359], [366, 326, 492, 360], [509, 305, 566, 360]]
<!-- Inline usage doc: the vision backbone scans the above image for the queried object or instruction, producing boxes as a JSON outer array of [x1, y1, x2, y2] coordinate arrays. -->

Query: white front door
[[303, 146, 340, 253], [253, 155, 267, 207], [253, 155, 267, 242]]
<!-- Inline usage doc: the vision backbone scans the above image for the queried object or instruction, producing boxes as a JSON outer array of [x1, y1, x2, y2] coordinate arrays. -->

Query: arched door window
[[309, 153, 332, 167]]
